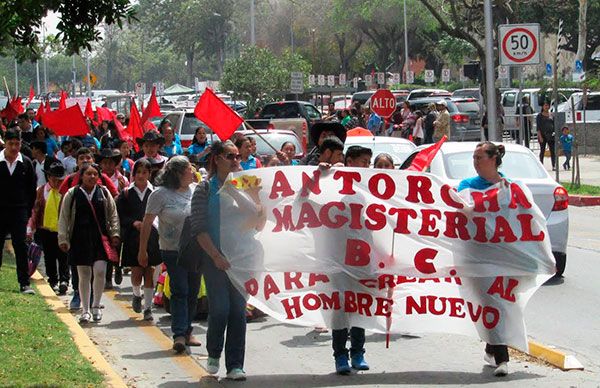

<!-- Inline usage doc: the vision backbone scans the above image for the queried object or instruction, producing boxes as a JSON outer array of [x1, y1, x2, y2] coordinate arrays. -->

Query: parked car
[[558, 91, 600, 124], [409, 97, 481, 141], [452, 88, 482, 100], [343, 136, 416, 168], [351, 91, 375, 106], [501, 88, 581, 133], [400, 142, 569, 276], [407, 89, 450, 100], [246, 101, 322, 151]]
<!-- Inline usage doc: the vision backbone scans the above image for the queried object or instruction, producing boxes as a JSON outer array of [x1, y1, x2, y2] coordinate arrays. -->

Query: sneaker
[[206, 357, 220, 375], [494, 362, 508, 377], [484, 352, 497, 367], [185, 334, 202, 347], [132, 295, 143, 313], [351, 353, 370, 370], [226, 368, 247, 381], [69, 291, 81, 311], [20, 285, 35, 295], [50, 283, 59, 293], [92, 307, 102, 322], [79, 312, 91, 324], [143, 308, 153, 321], [114, 267, 123, 285], [173, 336, 186, 354], [58, 282, 68, 296], [335, 355, 352, 375]]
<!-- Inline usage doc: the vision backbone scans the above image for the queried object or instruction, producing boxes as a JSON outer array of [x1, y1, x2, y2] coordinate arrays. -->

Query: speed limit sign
[[499, 24, 540, 66]]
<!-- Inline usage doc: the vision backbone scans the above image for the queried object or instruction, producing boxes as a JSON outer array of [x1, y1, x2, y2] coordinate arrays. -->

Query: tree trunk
[[576, 0, 588, 64], [186, 48, 195, 87]]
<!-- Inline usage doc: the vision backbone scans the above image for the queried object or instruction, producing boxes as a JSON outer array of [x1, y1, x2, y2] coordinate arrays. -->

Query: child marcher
[[559, 127, 573, 170]]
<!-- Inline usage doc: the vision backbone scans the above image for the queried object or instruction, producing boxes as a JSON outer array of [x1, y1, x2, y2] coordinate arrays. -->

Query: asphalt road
[[50, 206, 600, 387]]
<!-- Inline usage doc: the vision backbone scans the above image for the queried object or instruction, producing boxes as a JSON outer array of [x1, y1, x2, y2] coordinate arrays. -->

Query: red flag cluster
[[0, 96, 25, 122], [42, 105, 90, 137]]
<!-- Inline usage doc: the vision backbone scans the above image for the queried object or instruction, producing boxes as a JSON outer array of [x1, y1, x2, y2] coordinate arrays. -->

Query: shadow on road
[[204, 369, 543, 387], [543, 276, 565, 286]]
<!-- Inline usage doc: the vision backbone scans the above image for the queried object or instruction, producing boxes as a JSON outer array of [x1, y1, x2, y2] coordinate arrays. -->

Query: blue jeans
[[204, 259, 247, 372], [161, 250, 201, 339], [332, 327, 365, 358]]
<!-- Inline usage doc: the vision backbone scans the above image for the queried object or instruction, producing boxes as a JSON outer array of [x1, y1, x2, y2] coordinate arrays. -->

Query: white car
[[344, 136, 416, 168], [558, 91, 600, 124], [400, 142, 569, 276]]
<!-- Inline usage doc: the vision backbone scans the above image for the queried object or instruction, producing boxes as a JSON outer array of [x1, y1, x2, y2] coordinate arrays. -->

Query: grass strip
[[561, 182, 600, 196], [0, 252, 104, 388]]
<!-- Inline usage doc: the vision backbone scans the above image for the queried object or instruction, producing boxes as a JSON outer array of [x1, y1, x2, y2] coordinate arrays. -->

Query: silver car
[[401, 142, 569, 276]]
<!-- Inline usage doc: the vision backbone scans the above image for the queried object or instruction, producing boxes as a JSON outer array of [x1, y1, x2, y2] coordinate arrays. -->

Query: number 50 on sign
[[499, 24, 541, 66]]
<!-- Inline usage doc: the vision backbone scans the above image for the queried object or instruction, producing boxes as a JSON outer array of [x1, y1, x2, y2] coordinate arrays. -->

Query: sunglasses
[[222, 153, 242, 161]]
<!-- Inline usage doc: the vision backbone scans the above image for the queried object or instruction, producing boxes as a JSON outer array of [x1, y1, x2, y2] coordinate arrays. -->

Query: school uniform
[[0, 150, 37, 287], [116, 184, 161, 268]]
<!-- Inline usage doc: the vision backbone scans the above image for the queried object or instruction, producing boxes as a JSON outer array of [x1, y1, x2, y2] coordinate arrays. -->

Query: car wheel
[[553, 251, 566, 277]]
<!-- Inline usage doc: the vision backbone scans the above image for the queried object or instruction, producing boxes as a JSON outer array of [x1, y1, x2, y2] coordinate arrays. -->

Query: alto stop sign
[[370, 89, 396, 118]]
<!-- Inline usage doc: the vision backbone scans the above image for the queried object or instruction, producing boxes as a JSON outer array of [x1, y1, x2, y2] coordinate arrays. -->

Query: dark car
[[408, 97, 482, 141]]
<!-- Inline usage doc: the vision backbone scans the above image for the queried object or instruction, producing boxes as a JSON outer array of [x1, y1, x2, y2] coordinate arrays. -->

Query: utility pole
[[403, 0, 410, 80], [36, 61, 41, 96], [72, 56, 77, 96], [86, 51, 92, 97], [14, 59, 18, 96], [483, 0, 497, 141], [42, 22, 48, 95], [250, 0, 256, 45]]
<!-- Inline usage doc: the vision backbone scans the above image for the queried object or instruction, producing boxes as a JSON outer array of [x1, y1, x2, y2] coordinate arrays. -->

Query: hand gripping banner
[[218, 167, 555, 351]]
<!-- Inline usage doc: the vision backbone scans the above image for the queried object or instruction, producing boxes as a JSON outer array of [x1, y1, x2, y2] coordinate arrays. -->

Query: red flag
[[84, 98, 95, 120], [45, 99, 52, 113], [141, 86, 161, 124], [58, 90, 68, 110], [1, 96, 25, 122], [96, 106, 115, 122], [26, 86, 35, 107], [127, 101, 144, 151], [406, 136, 447, 171], [193, 88, 243, 140], [35, 101, 45, 122], [113, 114, 131, 142], [41, 105, 90, 136]]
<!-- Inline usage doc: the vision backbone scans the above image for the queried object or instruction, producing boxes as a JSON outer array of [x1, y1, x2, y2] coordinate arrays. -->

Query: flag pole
[[243, 120, 280, 154], [3, 77, 11, 99]]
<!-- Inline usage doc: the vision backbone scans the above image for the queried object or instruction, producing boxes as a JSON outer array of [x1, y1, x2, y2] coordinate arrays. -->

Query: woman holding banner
[[457, 141, 509, 377], [191, 140, 266, 381]]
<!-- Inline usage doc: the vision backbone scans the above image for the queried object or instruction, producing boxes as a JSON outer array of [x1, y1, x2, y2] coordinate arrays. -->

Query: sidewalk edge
[[31, 272, 128, 388], [569, 195, 600, 207], [523, 340, 585, 371]]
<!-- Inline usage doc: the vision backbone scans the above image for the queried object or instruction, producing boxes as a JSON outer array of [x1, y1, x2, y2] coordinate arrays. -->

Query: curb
[[31, 272, 128, 388], [569, 195, 600, 207], [524, 340, 584, 371]]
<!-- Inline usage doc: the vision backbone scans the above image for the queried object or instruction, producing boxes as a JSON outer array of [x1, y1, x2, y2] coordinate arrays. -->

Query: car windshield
[[444, 151, 547, 180], [344, 142, 414, 165], [261, 103, 301, 119], [454, 102, 480, 112], [247, 133, 302, 156], [182, 114, 209, 135]]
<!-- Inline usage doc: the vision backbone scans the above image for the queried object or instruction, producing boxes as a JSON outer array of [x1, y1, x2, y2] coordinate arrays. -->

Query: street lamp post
[[483, 0, 497, 140], [403, 0, 410, 80]]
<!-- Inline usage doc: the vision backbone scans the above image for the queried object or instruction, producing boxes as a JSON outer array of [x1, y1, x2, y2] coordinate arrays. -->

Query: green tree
[[221, 46, 311, 116], [0, 0, 135, 58]]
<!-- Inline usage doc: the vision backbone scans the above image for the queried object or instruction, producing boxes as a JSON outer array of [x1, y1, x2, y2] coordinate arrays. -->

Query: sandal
[[79, 312, 92, 324]]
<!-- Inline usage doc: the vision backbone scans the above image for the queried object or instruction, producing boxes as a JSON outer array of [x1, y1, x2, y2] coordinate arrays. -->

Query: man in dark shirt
[[0, 128, 37, 294]]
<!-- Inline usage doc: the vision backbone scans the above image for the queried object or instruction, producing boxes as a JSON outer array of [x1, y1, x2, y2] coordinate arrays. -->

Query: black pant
[[539, 138, 556, 168], [0, 207, 30, 287], [37, 229, 69, 286], [485, 343, 509, 364], [71, 265, 79, 291], [332, 327, 365, 358]]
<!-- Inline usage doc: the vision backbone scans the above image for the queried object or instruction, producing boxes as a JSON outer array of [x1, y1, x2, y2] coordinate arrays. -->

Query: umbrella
[[346, 127, 373, 137]]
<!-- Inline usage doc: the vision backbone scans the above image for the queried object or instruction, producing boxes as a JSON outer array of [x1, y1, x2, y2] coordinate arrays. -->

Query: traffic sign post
[[499, 24, 541, 66], [365, 74, 373, 86], [376, 72, 385, 86], [317, 75, 325, 86], [308, 74, 315, 86], [441, 68, 450, 83], [327, 75, 335, 87], [424, 70, 435, 83], [339, 73, 346, 86], [405, 71, 414, 84], [370, 89, 396, 118], [290, 72, 304, 94]]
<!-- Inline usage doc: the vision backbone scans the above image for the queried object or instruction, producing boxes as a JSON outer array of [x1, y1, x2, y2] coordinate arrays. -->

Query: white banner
[[220, 167, 555, 351]]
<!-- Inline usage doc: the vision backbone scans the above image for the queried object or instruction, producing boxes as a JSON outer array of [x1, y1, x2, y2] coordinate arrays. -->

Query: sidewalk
[[542, 155, 600, 186]]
